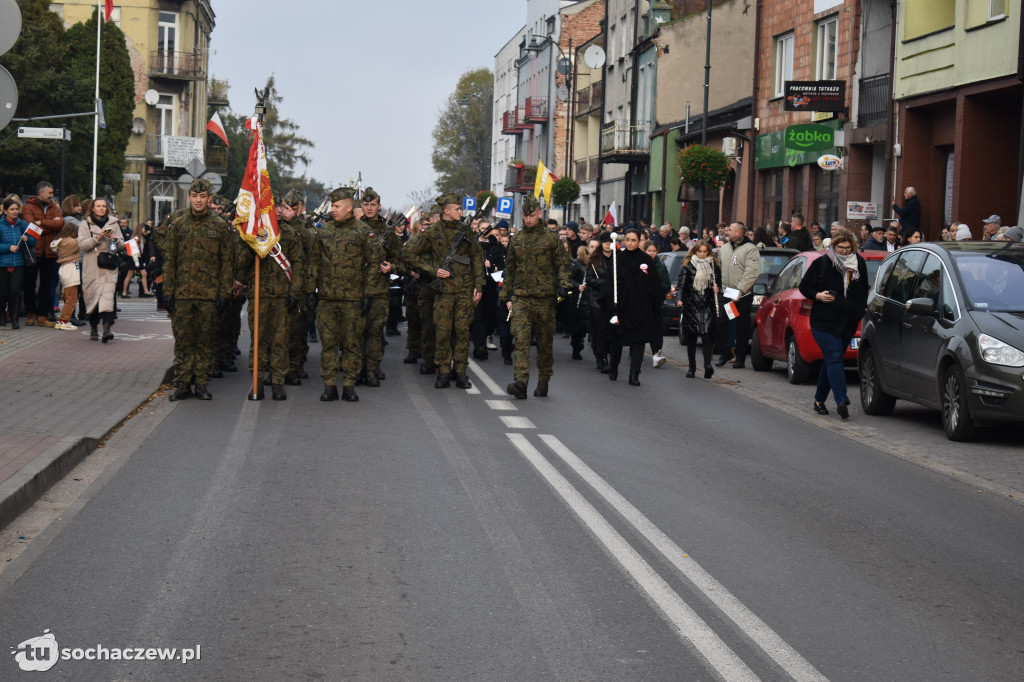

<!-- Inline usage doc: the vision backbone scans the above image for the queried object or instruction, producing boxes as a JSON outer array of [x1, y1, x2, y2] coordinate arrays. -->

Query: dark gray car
[[858, 242, 1024, 440]]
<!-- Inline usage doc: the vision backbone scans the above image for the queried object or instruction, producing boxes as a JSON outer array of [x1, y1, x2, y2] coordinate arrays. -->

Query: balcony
[[600, 122, 650, 163], [205, 145, 228, 173], [146, 134, 164, 160], [574, 156, 600, 184], [504, 164, 538, 194], [857, 74, 890, 129], [502, 109, 524, 136], [208, 78, 229, 108], [576, 82, 602, 117], [524, 97, 548, 123], [149, 51, 205, 80]]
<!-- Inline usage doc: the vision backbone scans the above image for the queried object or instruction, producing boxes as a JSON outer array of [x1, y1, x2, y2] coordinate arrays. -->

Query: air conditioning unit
[[722, 136, 739, 158]]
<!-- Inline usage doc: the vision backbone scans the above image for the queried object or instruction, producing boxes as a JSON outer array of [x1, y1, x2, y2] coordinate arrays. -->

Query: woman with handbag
[[675, 240, 721, 379], [1, 198, 38, 329], [77, 198, 124, 342]]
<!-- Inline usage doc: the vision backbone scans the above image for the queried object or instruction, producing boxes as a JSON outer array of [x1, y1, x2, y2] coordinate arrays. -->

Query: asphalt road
[[2, 336, 1023, 681]]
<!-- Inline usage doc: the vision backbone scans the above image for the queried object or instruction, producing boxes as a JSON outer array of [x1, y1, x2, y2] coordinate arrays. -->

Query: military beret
[[427, 204, 442, 217], [436, 193, 461, 208], [329, 187, 356, 202], [188, 177, 212, 195], [283, 189, 305, 206], [521, 195, 540, 214], [210, 193, 229, 206], [362, 186, 380, 203]]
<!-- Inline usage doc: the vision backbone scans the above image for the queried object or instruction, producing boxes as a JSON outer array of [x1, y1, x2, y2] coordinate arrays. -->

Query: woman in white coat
[[77, 198, 124, 342]]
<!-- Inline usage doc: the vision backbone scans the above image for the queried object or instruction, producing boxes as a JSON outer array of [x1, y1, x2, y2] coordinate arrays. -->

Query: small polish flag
[[125, 237, 141, 267], [206, 112, 229, 147], [724, 301, 740, 320], [602, 200, 618, 226], [25, 223, 43, 239], [105, 0, 114, 22]]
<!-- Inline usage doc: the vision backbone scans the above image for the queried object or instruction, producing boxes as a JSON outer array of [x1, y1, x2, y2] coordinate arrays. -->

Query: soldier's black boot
[[194, 384, 213, 400], [533, 380, 549, 397], [320, 385, 339, 401], [435, 373, 451, 389], [271, 384, 287, 401], [420, 362, 436, 375], [454, 373, 472, 389], [374, 369, 386, 380], [473, 347, 488, 360], [363, 370, 380, 387], [506, 381, 528, 399], [211, 366, 224, 379], [296, 366, 308, 379], [628, 372, 641, 386], [222, 357, 238, 372], [284, 371, 302, 386], [341, 386, 359, 402], [403, 351, 418, 364], [169, 384, 192, 402]]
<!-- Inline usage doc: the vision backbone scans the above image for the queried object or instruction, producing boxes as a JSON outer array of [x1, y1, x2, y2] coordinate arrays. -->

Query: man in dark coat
[[861, 224, 887, 251], [892, 186, 921, 241]]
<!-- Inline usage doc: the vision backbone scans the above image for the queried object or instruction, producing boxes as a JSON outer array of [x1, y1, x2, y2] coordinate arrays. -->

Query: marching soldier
[[210, 193, 241, 377], [403, 204, 441, 374], [309, 187, 374, 402], [501, 195, 571, 398], [281, 189, 316, 381], [357, 187, 402, 387], [235, 197, 304, 400], [404, 194, 484, 389], [163, 178, 234, 401], [401, 210, 434, 365]]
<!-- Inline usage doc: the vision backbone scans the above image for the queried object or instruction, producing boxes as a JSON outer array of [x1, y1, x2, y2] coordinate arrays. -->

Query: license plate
[[752, 295, 764, 306], [850, 338, 859, 350]]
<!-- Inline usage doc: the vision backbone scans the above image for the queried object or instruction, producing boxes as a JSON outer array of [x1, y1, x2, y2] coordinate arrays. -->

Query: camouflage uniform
[[405, 213, 484, 377], [360, 211, 403, 378], [236, 220, 303, 386], [310, 214, 374, 388], [405, 227, 438, 369], [285, 209, 316, 374], [162, 208, 234, 388], [501, 198, 571, 393]]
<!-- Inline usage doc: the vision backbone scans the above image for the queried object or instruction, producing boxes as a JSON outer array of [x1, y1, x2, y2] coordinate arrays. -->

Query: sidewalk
[[0, 301, 174, 529], [654, 334, 1024, 503]]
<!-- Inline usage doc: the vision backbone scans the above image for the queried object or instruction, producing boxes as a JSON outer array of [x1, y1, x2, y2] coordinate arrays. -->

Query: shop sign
[[755, 121, 843, 169], [817, 154, 842, 170], [847, 202, 878, 220], [783, 81, 846, 113], [784, 124, 835, 152]]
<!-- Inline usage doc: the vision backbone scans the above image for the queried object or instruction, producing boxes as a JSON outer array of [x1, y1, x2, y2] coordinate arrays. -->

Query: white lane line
[[500, 416, 535, 429], [538, 434, 829, 682], [508, 433, 759, 682], [486, 399, 517, 411], [466, 384, 481, 395], [467, 359, 506, 396]]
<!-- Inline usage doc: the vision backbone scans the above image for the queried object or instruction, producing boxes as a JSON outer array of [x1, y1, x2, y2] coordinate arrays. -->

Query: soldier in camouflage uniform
[[401, 212, 432, 365], [403, 205, 441, 373], [281, 189, 316, 381], [163, 178, 235, 401], [235, 199, 304, 400], [501, 195, 571, 398], [404, 194, 484, 389], [209, 194, 241, 377], [357, 187, 402, 386], [309, 187, 375, 402]]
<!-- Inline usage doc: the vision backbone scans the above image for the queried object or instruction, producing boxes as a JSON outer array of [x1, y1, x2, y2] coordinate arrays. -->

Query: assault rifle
[[429, 197, 491, 293], [304, 199, 332, 228], [376, 205, 419, 248]]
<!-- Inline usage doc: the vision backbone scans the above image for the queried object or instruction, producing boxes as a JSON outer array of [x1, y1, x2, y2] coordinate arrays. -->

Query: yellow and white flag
[[533, 159, 556, 205]]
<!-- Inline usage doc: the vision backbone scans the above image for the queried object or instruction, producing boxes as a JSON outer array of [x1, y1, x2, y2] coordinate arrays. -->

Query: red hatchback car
[[750, 250, 888, 383]]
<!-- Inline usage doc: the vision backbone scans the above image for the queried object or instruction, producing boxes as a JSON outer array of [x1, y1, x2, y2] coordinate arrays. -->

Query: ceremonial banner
[[233, 117, 281, 258]]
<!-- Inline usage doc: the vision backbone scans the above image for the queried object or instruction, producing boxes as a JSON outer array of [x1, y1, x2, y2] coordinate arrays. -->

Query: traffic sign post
[[18, 127, 72, 199], [495, 197, 513, 219], [462, 197, 477, 213]]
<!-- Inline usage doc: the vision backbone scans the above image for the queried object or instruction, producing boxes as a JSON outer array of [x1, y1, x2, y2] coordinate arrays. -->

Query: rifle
[[429, 197, 491, 293], [376, 205, 419, 248], [304, 199, 331, 228]]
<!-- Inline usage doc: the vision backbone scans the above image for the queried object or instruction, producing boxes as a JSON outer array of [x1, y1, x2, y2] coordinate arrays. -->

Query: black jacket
[[608, 247, 663, 344], [675, 260, 721, 337], [893, 196, 921, 236], [798, 253, 870, 341], [786, 228, 813, 252]]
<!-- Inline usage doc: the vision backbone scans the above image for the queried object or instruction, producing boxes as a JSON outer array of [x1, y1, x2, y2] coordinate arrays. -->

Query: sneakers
[[486, 336, 498, 350], [54, 321, 76, 330], [652, 352, 666, 368]]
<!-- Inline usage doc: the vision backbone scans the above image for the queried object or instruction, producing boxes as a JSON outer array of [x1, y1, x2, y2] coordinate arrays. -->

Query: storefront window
[[763, 170, 783, 227], [815, 167, 840, 226]]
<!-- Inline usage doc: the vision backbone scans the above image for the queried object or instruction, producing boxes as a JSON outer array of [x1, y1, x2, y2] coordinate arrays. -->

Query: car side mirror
[[906, 297, 936, 315], [752, 283, 768, 296]]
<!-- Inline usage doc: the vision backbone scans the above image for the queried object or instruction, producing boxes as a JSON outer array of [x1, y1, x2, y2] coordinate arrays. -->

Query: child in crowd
[[52, 222, 82, 330]]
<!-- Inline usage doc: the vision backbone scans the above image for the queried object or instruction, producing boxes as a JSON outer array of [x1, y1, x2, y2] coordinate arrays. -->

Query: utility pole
[[697, 0, 712, 233]]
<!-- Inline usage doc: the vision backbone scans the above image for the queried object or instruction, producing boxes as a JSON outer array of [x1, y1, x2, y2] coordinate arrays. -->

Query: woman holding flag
[[1, 198, 37, 329]]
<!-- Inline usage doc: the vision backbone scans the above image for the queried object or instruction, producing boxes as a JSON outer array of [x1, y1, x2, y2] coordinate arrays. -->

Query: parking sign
[[495, 197, 513, 218], [462, 197, 476, 213]]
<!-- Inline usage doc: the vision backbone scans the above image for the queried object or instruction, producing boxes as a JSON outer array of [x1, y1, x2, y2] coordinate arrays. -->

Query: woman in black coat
[[585, 233, 613, 372], [675, 240, 721, 379], [607, 228, 664, 386], [798, 227, 870, 419]]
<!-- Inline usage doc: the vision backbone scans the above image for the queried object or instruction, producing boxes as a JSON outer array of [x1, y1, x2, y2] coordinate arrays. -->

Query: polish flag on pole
[[233, 117, 281, 258], [206, 112, 229, 147], [104, 0, 114, 21], [24, 223, 43, 239], [602, 201, 618, 226]]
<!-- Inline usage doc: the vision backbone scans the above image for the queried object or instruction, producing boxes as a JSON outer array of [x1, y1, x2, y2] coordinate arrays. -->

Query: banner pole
[[249, 257, 262, 399]]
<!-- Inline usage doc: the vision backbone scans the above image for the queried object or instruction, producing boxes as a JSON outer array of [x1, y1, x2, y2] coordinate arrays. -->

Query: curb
[[0, 366, 175, 531]]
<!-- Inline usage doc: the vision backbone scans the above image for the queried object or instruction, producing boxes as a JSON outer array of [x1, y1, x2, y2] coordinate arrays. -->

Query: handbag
[[97, 250, 119, 270], [18, 239, 37, 267]]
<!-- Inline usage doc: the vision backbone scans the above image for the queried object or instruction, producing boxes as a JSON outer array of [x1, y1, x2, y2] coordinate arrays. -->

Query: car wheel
[[941, 364, 978, 441], [750, 327, 773, 371], [786, 334, 811, 384], [859, 347, 896, 415]]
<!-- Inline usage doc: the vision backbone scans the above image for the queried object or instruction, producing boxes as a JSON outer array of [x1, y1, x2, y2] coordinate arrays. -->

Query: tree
[[0, 0, 73, 195], [550, 177, 580, 213], [407, 184, 437, 211], [64, 9, 134, 196], [431, 68, 493, 196]]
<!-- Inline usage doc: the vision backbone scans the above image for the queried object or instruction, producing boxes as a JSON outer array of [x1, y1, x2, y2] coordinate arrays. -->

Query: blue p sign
[[462, 197, 477, 212], [497, 197, 513, 216]]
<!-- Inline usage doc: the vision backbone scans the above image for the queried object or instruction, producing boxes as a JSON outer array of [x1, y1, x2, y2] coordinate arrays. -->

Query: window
[[990, 0, 1006, 19], [815, 17, 837, 80], [911, 254, 943, 309], [904, 0, 954, 39], [155, 94, 175, 138], [763, 169, 783, 226], [546, 16, 555, 36], [814, 167, 839, 226], [881, 251, 926, 304], [774, 33, 794, 98]]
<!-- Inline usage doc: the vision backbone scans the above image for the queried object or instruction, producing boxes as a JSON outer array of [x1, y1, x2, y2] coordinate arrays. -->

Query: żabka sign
[[784, 124, 835, 152]]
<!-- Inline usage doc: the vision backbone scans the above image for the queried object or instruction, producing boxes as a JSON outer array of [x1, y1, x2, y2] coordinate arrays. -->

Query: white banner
[[162, 136, 204, 169]]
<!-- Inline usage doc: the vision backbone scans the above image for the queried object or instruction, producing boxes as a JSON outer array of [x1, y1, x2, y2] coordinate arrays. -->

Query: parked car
[[858, 242, 1024, 441], [750, 250, 888, 383], [657, 247, 796, 334]]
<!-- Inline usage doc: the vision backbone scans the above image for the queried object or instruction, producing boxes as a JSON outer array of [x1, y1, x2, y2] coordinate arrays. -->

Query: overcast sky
[[208, 1, 515, 205]]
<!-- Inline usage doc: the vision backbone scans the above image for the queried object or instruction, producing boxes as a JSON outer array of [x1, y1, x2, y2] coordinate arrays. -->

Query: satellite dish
[[0, 67, 17, 130], [556, 86, 569, 102], [144, 89, 160, 106], [557, 57, 572, 76], [583, 45, 606, 69], [0, 0, 22, 54], [131, 117, 146, 135]]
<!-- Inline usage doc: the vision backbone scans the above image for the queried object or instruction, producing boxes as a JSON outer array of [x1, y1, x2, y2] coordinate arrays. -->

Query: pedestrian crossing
[[114, 300, 171, 322]]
